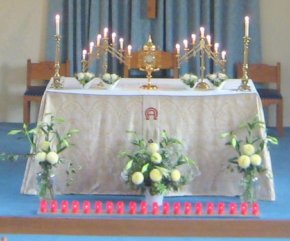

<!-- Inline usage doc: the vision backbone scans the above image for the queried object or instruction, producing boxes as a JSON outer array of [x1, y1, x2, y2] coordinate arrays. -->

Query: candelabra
[[176, 28, 226, 90], [51, 34, 63, 89], [238, 35, 251, 91], [81, 28, 131, 75]]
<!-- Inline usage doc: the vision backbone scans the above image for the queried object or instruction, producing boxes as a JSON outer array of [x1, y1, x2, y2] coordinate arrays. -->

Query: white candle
[[221, 50, 226, 60], [127, 45, 132, 56], [191, 34, 196, 45], [245, 16, 249, 37], [55, 14, 60, 35], [200, 27, 205, 38], [206, 35, 211, 46], [175, 43, 180, 54], [183, 39, 188, 49], [104, 27, 108, 38], [89, 42, 94, 54], [112, 32, 116, 44], [119, 38, 124, 50], [97, 34, 101, 47], [214, 43, 219, 53], [82, 49, 87, 60]]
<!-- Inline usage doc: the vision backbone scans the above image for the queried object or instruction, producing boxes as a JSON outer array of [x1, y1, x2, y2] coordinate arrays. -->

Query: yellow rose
[[242, 144, 255, 156], [46, 152, 59, 165], [131, 172, 144, 185], [149, 169, 162, 182], [250, 154, 262, 166], [147, 142, 159, 154], [35, 152, 46, 162], [171, 169, 181, 182], [40, 141, 51, 151], [238, 155, 251, 169], [151, 152, 162, 164]]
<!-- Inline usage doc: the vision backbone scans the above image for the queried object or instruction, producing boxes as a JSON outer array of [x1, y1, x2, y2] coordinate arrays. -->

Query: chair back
[[123, 50, 179, 78]]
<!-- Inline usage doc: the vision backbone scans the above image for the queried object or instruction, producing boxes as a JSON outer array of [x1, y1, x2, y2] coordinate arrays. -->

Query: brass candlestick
[[51, 34, 63, 89], [238, 36, 251, 91]]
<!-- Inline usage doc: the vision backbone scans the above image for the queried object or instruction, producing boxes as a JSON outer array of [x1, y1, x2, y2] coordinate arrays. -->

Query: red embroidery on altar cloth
[[145, 107, 158, 120]]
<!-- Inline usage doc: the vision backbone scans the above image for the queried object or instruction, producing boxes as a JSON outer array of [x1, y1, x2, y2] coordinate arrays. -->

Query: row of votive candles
[[39, 200, 260, 216]]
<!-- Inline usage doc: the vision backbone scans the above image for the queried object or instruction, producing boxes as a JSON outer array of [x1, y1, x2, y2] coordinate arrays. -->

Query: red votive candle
[[184, 202, 192, 215], [173, 202, 181, 215], [194, 202, 203, 215], [140, 201, 147, 215], [163, 202, 170, 215], [218, 202, 225, 215], [252, 202, 260, 216], [152, 202, 159, 215], [95, 201, 102, 214], [83, 201, 91, 214], [50, 200, 58, 213], [106, 201, 114, 214], [129, 201, 137, 214], [207, 202, 214, 215], [61, 200, 69, 214], [240, 202, 248, 216], [116, 201, 125, 214], [72, 201, 80, 214], [229, 202, 237, 215], [40, 200, 48, 213]]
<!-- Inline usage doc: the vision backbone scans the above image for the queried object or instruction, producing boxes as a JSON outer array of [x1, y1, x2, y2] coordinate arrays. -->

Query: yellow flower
[[46, 152, 59, 165], [147, 142, 159, 154], [149, 169, 162, 182], [238, 155, 251, 169], [251, 154, 262, 166], [40, 141, 50, 151], [151, 152, 162, 164], [35, 152, 46, 162], [242, 144, 255, 156], [131, 172, 144, 185], [171, 169, 181, 182]]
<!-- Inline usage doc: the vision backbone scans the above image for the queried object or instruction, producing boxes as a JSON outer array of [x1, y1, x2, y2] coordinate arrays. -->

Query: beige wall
[[0, 0, 289, 126]]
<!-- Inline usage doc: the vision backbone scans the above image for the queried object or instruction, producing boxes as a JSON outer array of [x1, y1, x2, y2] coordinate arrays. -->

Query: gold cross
[[147, 0, 157, 19]]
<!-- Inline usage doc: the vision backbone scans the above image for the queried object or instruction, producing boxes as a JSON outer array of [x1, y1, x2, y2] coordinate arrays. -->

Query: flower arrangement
[[75, 72, 95, 87], [207, 72, 228, 87], [180, 73, 198, 88], [8, 114, 79, 200], [221, 116, 278, 202], [101, 73, 120, 85], [121, 130, 199, 196]]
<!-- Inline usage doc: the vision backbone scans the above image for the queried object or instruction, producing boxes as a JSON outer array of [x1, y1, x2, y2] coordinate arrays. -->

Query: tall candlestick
[[245, 16, 249, 37], [183, 39, 188, 49], [175, 43, 180, 54], [104, 27, 108, 38], [200, 27, 205, 38], [214, 43, 219, 53], [97, 34, 101, 47], [206, 35, 211, 46], [82, 49, 87, 61], [112, 32, 116, 44], [119, 38, 124, 50], [55, 14, 60, 35], [127, 44, 132, 56], [191, 34, 196, 45], [89, 42, 94, 54]]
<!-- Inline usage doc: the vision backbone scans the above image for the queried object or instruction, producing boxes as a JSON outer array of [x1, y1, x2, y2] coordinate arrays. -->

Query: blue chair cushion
[[24, 86, 47, 96], [257, 88, 282, 100]]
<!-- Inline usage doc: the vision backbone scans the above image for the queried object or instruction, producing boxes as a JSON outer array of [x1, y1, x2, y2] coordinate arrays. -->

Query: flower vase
[[144, 188, 164, 206], [36, 171, 55, 200], [240, 175, 260, 203]]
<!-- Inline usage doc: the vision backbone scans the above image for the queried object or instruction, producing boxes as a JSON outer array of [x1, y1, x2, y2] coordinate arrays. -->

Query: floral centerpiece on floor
[[221, 116, 278, 203], [8, 114, 79, 200], [207, 72, 228, 88], [75, 72, 95, 87], [121, 130, 199, 201], [180, 73, 198, 88]]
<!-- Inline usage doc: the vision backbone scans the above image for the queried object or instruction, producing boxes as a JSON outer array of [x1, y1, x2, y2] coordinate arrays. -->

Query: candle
[[50, 200, 58, 213], [163, 202, 170, 215], [221, 50, 226, 60], [152, 203, 159, 215], [55, 14, 60, 35], [103, 27, 108, 38], [191, 34, 196, 45], [183, 39, 188, 49], [200, 27, 205, 38], [140, 201, 148, 215], [184, 202, 192, 215], [82, 49, 87, 61], [127, 44, 132, 56], [245, 16, 250, 37], [116, 201, 125, 214], [206, 35, 211, 46], [61, 200, 69, 214], [194, 202, 202, 215], [175, 43, 180, 54], [119, 38, 124, 50], [40, 200, 48, 213], [83, 201, 91, 214], [95, 201, 102, 214], [112, 32, 116, 44], [214, 43, 219, 53], [97, 34, 102, 47], [72, 201, 80, 214], [217, 202, 225, 215], [89, 42, 94, 54]]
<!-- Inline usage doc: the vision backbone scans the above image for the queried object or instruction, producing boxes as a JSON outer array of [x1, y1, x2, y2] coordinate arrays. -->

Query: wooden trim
[[1, 217, 290, 237]]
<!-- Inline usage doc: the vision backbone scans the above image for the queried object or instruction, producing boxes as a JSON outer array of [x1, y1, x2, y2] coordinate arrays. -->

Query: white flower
[[131, 172, 144, 185], [46, 151, 59, 165], [151, 152, 162, 164], [149, 169, 162, 182], [182, 74, 190, 81], [40, 141, 50, 151], [251, 154, 262, 166], [77, 72, 85, 80], [242, 144, 255, 156], [111, 74, 119, 81], [147, 143, 159, 154], [238, 155, 251, 169], [171, 169, 181, 182], [35, 152, 46, 162], [102, 73, 111, 81], [86, 72, 95, 79]]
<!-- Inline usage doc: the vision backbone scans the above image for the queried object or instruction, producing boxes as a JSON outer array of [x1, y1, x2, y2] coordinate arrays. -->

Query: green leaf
[[125, 160, 133, 170], [141, 163, 149, 173], [8, 130, 23, 135]]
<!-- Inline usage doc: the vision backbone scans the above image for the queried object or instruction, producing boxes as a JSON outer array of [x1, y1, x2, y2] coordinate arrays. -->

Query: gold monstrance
[[138, 36, 161, 90]]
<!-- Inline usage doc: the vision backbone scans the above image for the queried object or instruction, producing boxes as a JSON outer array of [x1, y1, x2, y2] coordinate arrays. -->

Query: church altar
[[21, 78, 275, 200]]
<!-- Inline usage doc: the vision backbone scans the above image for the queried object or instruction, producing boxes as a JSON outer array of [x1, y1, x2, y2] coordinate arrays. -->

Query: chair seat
[[257, 88, 282, 100], [24, 86, 47, 96]]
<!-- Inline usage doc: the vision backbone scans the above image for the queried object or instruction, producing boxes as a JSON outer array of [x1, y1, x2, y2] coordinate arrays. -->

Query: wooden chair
[[23, 59, 70, 125], [123, 50, 179, 78], [236, 63, 283, 136]]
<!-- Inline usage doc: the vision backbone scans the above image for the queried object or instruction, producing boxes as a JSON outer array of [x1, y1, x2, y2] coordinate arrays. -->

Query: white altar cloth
[[21, 78, 275, 200]]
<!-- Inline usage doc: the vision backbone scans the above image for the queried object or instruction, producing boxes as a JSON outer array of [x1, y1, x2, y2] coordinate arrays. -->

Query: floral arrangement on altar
[[180, 73, 198, 88], [207, 72, 228, 88], [101, 73, 120, 85], [75, 72, 95, 87], [120, 130, 199, 197], [8, 114, 79, 200], [221, 116, 278, 202]]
